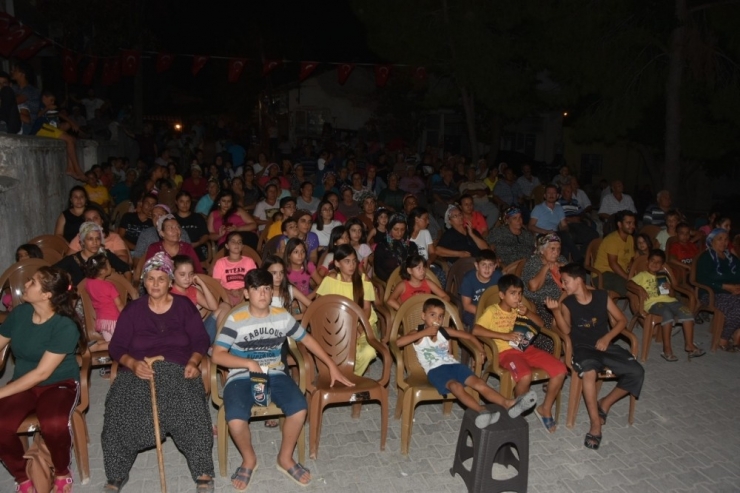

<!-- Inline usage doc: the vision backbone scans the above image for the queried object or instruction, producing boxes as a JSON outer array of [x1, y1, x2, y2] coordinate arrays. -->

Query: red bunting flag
[[0, 13, 13, 35], [13, 37, 49, 60], [413, 66, 428, 81], [192, 55, 209, 76], [155, 52, 174, 73], [120, 50, 141, 77], [262, 59, 282, 76], [227, 58, 247, 83], [0, 25, 31, 57], [101, 58, 121, 86], [61, 49, 78, 83], [337, 63, 355, 85], [81, 57, 97, 86], [374, 64, 392, 87], [298, 61, 318, 82]]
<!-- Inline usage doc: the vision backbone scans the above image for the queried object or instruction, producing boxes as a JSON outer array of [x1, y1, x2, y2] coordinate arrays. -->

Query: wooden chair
[[0, 346, 91, 484], [502, 258, 525, 277], [300, 295, 391, 459], [28, 234, 70, 258], [472, 287, 562, 421], [445, 257, 477, 319], [208, 302, 304, 476], [212, 244, 262, 268], [688, 252, 725, 351], [389, 295, 482, 455], [559, 328, 638, 429]]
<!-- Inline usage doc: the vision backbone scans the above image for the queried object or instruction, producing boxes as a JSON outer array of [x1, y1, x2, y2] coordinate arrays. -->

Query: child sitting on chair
[[628, 249, 705, 361], [211, 269, 353, 489], [473, 274, 567, 433], [667, 222, 699, 265], [395, 297, 537, 429]]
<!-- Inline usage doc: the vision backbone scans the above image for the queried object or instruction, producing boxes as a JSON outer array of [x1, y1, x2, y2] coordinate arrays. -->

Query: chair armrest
[[692, 280, 716, 307], [364, 328, 392, 387], [199, 356, 211, 396], [210, 359, 222, 406], [296, 342, 316, 394], [476, 336, 501, 375], [389, 341, 409, 391], [539, 327, 562, 359], [618, 328, 640, 356], [555, 329, 574, 371], [76, 349, 91, 413], [626, 283, 648, 316], [584, 265, 604, 289], [458, 338, 483, 376], [288, 339, 307, 393], [375, 304, 392, 343]]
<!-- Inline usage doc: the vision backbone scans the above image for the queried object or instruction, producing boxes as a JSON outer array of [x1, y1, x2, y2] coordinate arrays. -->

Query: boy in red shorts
[[473, 274, 567, 433]]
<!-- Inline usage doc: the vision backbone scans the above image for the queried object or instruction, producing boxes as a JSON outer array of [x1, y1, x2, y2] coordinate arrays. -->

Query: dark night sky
[[145, 0, 377, 62]]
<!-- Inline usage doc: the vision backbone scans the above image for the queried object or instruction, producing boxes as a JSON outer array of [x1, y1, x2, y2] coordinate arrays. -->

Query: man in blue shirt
[[529, 184, 583, 263]]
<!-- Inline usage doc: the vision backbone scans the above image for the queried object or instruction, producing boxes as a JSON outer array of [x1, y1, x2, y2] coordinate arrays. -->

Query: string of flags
[[0, 12, 429, 87]]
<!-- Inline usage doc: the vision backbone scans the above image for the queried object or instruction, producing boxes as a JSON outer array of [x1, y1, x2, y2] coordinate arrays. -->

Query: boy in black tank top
[[546, 263, 644, 451]]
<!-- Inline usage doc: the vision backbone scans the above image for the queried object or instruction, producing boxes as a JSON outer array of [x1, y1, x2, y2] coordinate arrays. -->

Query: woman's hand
[[184, 361, 201, 379], [132, 360, 155, 380]]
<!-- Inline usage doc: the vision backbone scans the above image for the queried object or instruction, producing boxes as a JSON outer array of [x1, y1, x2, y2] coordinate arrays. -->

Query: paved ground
[[1, 313, 739, 493]]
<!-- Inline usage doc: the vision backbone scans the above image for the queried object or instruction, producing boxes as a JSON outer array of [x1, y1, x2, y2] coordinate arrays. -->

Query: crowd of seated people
[[2, 119, 739, 492]]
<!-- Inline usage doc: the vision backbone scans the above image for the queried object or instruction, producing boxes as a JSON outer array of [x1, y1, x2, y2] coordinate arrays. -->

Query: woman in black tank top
[[54, 186, 88, 242]]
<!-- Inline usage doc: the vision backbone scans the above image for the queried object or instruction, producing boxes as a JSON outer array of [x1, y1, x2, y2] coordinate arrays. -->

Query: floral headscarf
[[444, 204, 461, 229], [357, 191, 376, 205], [78, 221, 105, 249], [156, 213, 177, 233], [504, 206, 522, 220], [706, 228, 736, 275], [141, 252, 175, 283], [537, 233, 561, 253]]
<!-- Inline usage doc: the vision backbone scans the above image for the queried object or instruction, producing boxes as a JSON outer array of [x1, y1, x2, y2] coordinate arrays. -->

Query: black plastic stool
[[450, 404, 529, 493]]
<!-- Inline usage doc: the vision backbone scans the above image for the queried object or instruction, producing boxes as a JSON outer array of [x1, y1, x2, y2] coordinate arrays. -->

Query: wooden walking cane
[[145, 356, 167, 493]]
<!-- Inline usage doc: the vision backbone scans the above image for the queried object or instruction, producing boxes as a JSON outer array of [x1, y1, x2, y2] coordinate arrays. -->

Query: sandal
[[276, 462, 311, 487], [264, 419, 279, 428], [719, 343, 739, 352], [16, 480, 34, 493], [584, 432, 602, 450], [231, 465, 257, 492], [533, 407, 557, 433], [195, 477, 214, 493], [54, 476, 73, 493], [597, 403, 608, 425], [686, 348, 706, 359], [661, 353, 679, 362]]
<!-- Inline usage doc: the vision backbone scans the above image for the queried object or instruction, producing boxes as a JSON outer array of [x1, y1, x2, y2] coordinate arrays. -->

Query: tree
[[352, 0, 560, 162]]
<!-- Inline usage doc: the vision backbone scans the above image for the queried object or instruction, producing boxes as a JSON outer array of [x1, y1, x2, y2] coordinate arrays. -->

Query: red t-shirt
[[399, 279, 432, 303], [668, 242, 698, 264]]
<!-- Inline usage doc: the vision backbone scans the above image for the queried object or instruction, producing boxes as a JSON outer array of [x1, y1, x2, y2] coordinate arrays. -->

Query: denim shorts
[[648, 301, 694, 325], [426, 363, 474, 396], [223, 371, 306, 422]]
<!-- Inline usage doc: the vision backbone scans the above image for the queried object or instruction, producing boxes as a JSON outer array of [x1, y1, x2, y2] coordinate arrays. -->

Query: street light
[[174, 123, 182, 131]]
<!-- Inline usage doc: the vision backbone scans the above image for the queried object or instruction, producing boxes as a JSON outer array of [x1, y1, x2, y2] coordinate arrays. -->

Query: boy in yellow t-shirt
[[473, 274, 567, 433], [628, 249, 705, 362]]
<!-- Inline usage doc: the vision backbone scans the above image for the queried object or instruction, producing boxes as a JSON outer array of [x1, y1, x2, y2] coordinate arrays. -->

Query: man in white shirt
[[516, 164, 541, 198], [81, 88, 105, 119], [598, 180, 637, 221], [568, 176, 592, 214]]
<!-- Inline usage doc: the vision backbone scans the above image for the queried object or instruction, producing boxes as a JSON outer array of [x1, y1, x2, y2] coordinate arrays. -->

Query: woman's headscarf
[[444, 204, 461, 229], [706, 228, 736, 275], [322, 171, 336, 184], [358, 191, 376, 206], [141, 252, 175, 282], [537, 233, 561, 253], [78, 221, 105, 249], [156, 213, 177, 233], [504, 206, 522, 221]]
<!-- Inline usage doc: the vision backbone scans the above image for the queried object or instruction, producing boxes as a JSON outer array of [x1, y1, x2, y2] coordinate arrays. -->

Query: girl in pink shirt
[[83, 253, 125, 348], [212, 232, 258, 305], [284, 238, 322, 297]]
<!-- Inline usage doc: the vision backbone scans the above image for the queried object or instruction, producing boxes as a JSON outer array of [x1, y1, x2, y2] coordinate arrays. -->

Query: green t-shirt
[[0, 303, 80, 385]]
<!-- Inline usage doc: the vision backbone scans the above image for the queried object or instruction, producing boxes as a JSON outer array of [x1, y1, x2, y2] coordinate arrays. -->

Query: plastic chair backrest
[[639, 225, 661, 243], [628, 255, 649, 279], [261, 236, 283, 261], [445, 257, 476, 293], [28, 235, 69, 257], [38, 247, 63, 264], [110, 200, 132, 228], [383, 266, 441, 305], [475, 286, 501, 323], [213, 244, 262, 268], [157, 188, 177, 212], [532, 185, 545, 205], [0, 259, 50, 308], [301, 295, 371, 376], [502, 258, 525, 277], [585, 238, 602, 270]]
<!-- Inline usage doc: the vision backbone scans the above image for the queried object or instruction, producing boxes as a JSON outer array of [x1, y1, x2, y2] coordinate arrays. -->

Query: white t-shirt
[[411, 229, 434, 260], [271, 285, 295, 308], [599, 193, 636, 216], [354, 243, 373, 263], [253, 200, 280, 231], [297, 196, 321, 214], [312, 220, 342, 247], [81, 97, 104, 119]]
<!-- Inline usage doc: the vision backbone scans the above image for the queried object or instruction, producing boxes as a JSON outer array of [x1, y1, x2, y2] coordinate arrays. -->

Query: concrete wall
[[0, 134, 76, 265]]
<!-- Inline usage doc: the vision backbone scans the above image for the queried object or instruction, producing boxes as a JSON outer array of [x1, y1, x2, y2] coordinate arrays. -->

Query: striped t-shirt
[[215, 306, 307, 384]]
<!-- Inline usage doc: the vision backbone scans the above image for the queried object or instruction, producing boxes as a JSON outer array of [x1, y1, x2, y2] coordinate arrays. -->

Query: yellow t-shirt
[[316, 275, 378, 327], [475, 303, 525, 354], [630, 271, 676, 310], [267, 220, 283, 240], [84, 184, 111, 211], [594, 231, 634, 274]]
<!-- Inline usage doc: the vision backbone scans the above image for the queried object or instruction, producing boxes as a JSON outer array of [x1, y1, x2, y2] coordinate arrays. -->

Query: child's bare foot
[[507, 390, 537, 418]]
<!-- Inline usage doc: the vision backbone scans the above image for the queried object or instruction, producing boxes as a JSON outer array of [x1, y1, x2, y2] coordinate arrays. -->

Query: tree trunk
[[460, 87, 479, 161], [636, 144, 662, 191], [488, 115, 503, 166], [664, 0, 687, 203]]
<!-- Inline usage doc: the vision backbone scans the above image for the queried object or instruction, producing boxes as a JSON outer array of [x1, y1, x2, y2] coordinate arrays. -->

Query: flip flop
[[584, 432, 602, 450], [686, 348, 706, 359], [533, 407, 557, 433], [507, 390, 537, 418], [276, 462, 311, 487], [231, 465, 257, 492], [661, 353, 679, 362], [196, 478, 215, 493]]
